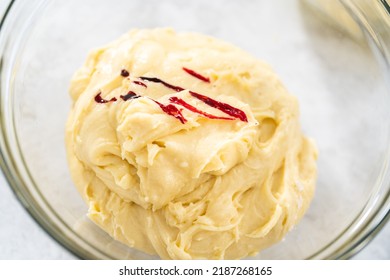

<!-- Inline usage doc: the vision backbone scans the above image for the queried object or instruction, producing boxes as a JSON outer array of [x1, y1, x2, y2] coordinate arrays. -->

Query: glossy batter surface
[[66, 29, 317, 259]]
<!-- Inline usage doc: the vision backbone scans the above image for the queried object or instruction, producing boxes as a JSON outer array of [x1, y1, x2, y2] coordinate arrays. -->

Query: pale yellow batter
[[66, 28, 317, 259]]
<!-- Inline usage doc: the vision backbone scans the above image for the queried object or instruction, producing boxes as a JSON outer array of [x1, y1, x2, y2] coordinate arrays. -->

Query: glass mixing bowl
[[0, 0, 389, 259]]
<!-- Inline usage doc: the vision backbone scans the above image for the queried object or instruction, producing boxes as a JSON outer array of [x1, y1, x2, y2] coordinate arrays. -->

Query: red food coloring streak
[[121, 69, 130, 77], [153, 101, 186, 124], [94, 71, 248, 124], [183, 67, 210, 83], [133, 81, 147, 88], [140, 77, 184, 92], [120, 91, 140, 101], [189, 91, 248, 122], [140, 76, 248, 122], [94, 92, 117, 103], [169, 96, 234, 121]]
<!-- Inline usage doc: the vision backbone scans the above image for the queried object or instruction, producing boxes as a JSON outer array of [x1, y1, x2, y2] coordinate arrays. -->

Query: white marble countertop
[[0, 171, 388, 259]]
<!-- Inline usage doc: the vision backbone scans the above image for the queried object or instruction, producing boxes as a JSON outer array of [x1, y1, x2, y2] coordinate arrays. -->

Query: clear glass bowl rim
[[0, 0, 389, 259]]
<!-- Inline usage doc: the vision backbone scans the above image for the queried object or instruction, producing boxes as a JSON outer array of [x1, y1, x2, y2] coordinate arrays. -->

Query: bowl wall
[[1, 0, 389, 259]]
